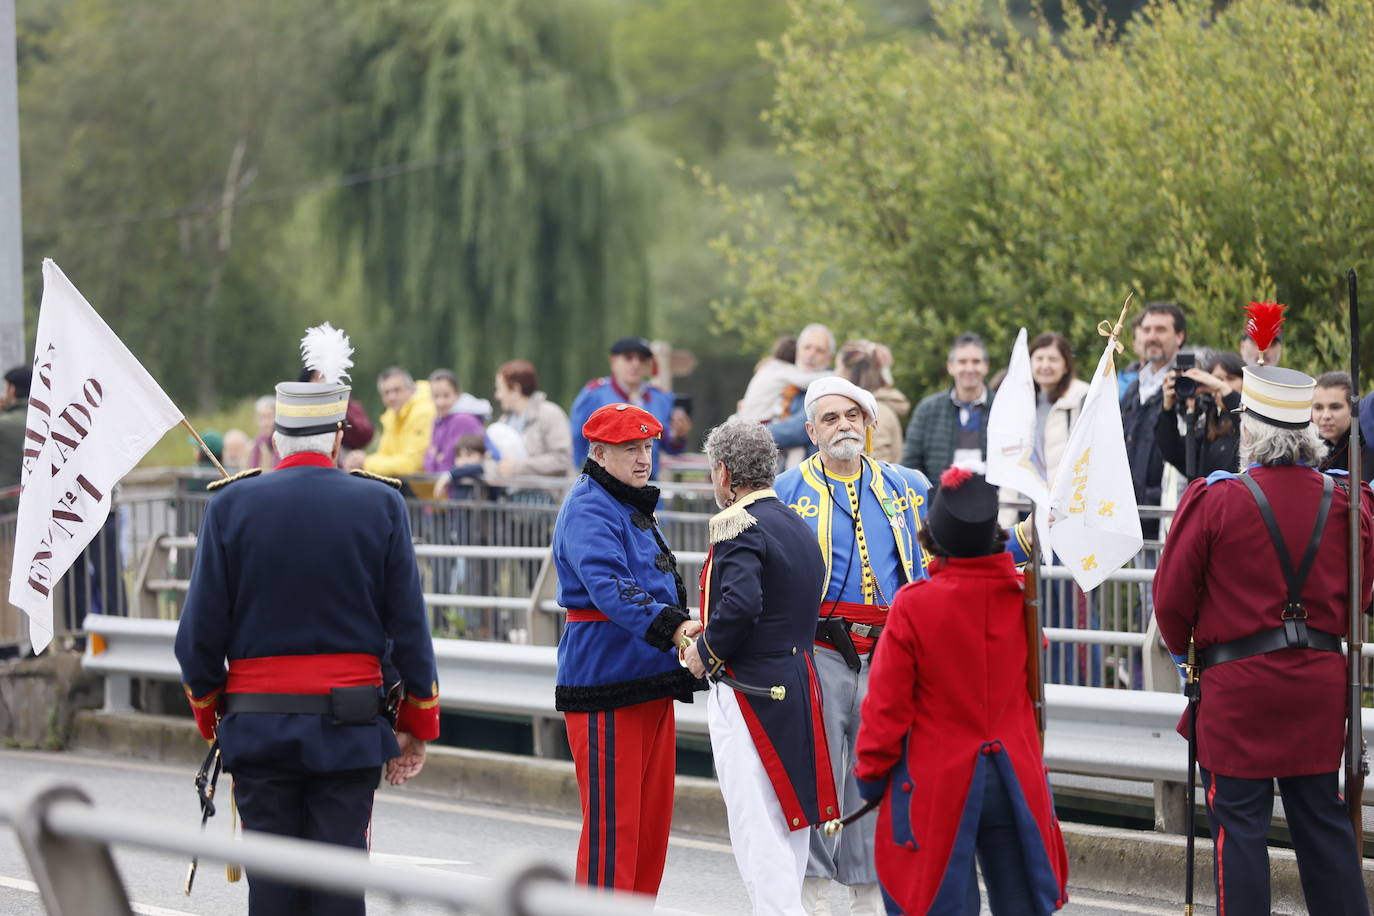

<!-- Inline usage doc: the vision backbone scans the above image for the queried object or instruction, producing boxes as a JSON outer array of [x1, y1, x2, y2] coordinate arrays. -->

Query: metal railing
[[0, 780, 650, 916]]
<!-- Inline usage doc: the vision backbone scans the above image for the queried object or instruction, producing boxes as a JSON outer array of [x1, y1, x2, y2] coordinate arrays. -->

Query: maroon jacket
[[1153, 465, 1374, 778]]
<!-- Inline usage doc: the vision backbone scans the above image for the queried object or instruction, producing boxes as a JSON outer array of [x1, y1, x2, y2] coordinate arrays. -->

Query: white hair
[[1239, 414, 1322, 468], [798, 323, 836, 357], [255, 395, 275, 412], [273, 431, 337, 459]]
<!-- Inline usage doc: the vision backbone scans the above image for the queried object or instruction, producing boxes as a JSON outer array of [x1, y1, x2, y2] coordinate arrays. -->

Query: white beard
[[821, 436, 863, 462]]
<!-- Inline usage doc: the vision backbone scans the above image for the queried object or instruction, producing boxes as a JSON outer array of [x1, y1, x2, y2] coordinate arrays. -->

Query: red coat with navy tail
[[1152, 465, 1374, 777], [854, 552, 1068, 915]]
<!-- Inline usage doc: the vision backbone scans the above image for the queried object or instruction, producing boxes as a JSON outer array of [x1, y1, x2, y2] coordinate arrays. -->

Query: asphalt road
[[0, 748, 1217, 915]]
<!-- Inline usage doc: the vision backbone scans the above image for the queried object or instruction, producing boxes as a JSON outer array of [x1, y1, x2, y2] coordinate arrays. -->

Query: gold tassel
[[865, 427, 873, 455], [226, 790, 242, 882]]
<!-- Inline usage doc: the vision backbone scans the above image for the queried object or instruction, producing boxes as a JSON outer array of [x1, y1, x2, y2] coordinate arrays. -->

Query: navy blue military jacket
[[695, 490, 839, 829], [175, 455, 438, 772]]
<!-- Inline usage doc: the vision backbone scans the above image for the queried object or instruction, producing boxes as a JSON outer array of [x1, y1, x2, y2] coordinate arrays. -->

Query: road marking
[[0, 874, 201, 916], [370, 851, 473, 869], [378, 792, 734, 854], [1067, 893, 1190, 915]]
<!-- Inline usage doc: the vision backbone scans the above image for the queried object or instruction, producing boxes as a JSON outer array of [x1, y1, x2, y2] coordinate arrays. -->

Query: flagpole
[[1096, 293, 1135, 375], [181, 418, 229, 479]]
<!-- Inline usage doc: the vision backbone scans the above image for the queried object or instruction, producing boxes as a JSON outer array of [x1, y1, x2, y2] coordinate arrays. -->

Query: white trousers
[[709, 682, 810, 916]]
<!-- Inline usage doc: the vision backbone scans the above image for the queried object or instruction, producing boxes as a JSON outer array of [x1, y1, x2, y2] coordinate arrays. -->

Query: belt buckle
[[850, 623, 872, 638]]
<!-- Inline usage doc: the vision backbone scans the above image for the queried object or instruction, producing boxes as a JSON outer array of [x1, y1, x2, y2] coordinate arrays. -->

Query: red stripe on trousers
[[1208, 772, 1225, 915], [564, 698, 676, 894]]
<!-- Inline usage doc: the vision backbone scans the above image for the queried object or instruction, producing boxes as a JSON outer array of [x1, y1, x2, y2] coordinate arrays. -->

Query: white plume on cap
[[300, 322, 353, 385]]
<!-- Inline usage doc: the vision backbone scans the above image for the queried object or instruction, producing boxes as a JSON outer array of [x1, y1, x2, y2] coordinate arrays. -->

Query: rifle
[[1346, 268, 1367, 854], [1183, 637, 1200, 915], [1025, 513, 1046, 745]]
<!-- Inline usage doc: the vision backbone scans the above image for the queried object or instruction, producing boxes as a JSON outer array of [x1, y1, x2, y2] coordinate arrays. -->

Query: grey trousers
[[806, 643, 877, 886]]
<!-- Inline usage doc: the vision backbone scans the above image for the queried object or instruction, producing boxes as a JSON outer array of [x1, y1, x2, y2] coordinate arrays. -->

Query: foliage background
[[12, 0, 1374, 454], [709, 0, 1374, 397]]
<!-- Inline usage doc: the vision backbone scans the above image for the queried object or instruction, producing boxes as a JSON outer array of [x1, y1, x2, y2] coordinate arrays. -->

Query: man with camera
[[774, 377, 932, 916], [1119, 301, 1188, 538], [1156, 350, 1245, 482]]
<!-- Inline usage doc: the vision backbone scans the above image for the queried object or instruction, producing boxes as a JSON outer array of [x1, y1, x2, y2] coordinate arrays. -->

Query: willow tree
[[319, 0, 659, 405]]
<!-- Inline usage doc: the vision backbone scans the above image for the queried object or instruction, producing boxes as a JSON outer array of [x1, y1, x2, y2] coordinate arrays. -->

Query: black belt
[[223, 693, 384, 716], [1201, 622, 1344, 669]]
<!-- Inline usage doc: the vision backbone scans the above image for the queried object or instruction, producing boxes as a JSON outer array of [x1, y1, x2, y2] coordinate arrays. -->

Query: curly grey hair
[[704, 419, 779, 491], [1239, 413, 1322, 468]]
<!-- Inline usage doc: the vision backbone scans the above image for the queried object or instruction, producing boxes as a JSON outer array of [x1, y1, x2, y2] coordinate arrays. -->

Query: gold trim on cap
[[275, 400, 349, 418], [1241, 387, 1312, 411]]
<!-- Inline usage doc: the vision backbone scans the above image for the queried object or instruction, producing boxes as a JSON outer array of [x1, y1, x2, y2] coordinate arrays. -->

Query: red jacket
[[1153, 466, 1374, 778], [855, 553, 1068, 915]]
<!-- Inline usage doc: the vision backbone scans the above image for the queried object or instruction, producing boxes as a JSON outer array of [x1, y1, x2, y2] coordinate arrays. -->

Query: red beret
[[582, 403, 663, 444]]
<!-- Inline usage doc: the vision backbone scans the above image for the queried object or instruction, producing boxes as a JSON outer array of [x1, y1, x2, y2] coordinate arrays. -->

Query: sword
[[184, 740, 223, 895], [1183, 637, 1200, 916], [679, 635, 786, 700], [822, 797, 879, 836]]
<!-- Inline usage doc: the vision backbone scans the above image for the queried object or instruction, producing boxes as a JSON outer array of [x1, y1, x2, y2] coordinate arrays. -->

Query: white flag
[[9, 260, 183, 652], [1046, 340, 1143, 591], [986, 328, 1049, 506]]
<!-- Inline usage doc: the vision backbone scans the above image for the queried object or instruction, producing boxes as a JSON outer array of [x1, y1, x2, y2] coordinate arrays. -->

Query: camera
[[1173, 352, 1197, 400]]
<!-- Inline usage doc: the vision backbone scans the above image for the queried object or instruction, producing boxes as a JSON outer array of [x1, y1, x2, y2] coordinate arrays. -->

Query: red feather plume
[[940, 466, 973, 489], [1244, 301, 1287, 353]]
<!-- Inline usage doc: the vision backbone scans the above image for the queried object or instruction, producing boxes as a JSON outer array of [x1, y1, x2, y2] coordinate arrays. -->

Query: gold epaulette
[[206, 468, 262, 492], [349, 468, 403, 490]]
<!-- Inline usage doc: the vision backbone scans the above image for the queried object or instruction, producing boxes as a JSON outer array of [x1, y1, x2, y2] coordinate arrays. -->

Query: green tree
[[317, 0, 660, 406], [709, 0, 1374, 396], [19, 0, 342, 411]]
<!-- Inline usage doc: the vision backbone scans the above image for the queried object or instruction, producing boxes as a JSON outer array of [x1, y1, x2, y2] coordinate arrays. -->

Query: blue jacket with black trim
[[553, 461, 703, 711]]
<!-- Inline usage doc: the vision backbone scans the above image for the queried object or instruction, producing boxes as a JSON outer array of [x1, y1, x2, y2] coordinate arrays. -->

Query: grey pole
[[0, 0, 24, 371]]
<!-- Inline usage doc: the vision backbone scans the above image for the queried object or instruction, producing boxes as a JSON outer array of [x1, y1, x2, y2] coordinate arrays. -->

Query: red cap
[[582, 403, 663, 444]]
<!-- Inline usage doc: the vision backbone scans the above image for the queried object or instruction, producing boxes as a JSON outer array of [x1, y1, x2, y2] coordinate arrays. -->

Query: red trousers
[[564, 697, 676, 895]]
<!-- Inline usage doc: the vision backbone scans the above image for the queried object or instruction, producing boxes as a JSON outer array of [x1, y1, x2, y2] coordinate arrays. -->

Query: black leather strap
[[224, 693, 334, 715], [1202, 472, 1338, 670], [1201, 623, 1343, 668], [1238, 472, 1334, 609]]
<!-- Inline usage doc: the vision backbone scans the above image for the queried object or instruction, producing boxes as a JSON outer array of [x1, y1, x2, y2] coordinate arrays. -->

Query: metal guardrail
[[78, 613, 1374, 836], [0, 780, 651, 916]]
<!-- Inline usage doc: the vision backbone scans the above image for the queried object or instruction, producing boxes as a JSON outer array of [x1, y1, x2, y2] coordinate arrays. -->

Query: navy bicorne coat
[[694, 490, 839, 830]]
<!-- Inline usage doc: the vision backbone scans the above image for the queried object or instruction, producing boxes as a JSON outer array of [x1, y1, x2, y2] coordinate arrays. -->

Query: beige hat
[[1239, 364, 1315, 429], [804, 376, 878, 424]]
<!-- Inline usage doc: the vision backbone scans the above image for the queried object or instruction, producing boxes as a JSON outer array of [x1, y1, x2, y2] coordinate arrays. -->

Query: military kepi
[[582, 403, 663, 443], [275, 323, 354, 437], [1239, 365, 1315, 429], [1236, 300, 1314, 429]]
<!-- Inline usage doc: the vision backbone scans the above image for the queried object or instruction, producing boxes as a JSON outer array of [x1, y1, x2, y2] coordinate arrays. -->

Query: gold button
[[792, 817, 801, 827], [827, 806, 835, 814]]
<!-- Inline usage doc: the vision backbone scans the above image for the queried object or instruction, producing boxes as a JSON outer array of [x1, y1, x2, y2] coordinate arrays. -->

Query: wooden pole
[[182, 418, 229, 479]]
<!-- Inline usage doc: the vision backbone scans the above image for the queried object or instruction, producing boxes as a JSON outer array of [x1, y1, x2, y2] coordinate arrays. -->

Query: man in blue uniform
[[682, 418, 837, 916], [553, 402, 704, 895], [568, 336, 691, 479], [773, 377, 932, 916], [175, 326, 439, 916]]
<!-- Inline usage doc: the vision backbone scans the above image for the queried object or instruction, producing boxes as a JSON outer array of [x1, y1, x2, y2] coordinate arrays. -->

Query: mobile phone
[[673, 394, 693, 417]]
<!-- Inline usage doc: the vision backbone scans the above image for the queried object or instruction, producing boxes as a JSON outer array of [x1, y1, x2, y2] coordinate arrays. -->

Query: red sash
[[817, 600, 888, 654]]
